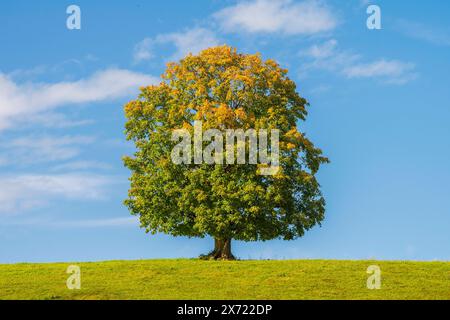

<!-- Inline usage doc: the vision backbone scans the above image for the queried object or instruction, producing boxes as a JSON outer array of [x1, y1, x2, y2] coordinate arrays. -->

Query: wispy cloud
[[133, 27, 220, 63], [300, 39, 417, 84], [0, 135, 95, 166], [214, 0, 337, 35], [47, 216, 138, 228], [0, 173, 113, 214], [16, 112, 94, 129], [299, 39, 361, 74], [0, 68, 158, 131], [395, 19, 450, 46], [301, 39, 339, 59], [133, 38, 154, 62], [3, 216, 138, 228], [342, 59, 417, 84], [51, 160, 112, 172]]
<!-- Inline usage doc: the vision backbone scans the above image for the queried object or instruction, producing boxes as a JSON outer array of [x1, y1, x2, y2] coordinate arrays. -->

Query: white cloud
[[3, 216, 138, 228], [299, 39, 360, 74], [8, 65, 48, 80], [0, 173, 112, 214], [0, 135, 95, 165], [161, 28, 221, 60], [51, 160, 112, 172], [134, 27, 220, 63], [300, 39, 417, 84], [343, 59, 416, 81], [214, 0, 337, 35], [133, 38, 154, 62], [0, 68, 158, 130], [17, 112, 94, 129], [300, 39, 337, 59], [396, 19, 450, 47], [49, 216, 138, 228]]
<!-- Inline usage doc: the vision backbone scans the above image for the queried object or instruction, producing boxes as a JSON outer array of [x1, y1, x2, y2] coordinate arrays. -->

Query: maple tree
[[124, 46, 328, 260]]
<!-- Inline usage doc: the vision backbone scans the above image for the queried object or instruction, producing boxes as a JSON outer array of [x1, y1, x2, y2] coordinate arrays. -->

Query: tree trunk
[[200, 238, 235, 260]]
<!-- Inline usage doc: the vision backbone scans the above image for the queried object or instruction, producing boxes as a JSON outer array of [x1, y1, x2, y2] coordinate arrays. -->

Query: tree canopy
[[123, 45, 328, 259]]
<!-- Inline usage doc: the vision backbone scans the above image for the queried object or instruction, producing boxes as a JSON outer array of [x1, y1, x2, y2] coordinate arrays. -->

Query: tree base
[[199, 250, 236, 261], [199, 238, 236, 260]]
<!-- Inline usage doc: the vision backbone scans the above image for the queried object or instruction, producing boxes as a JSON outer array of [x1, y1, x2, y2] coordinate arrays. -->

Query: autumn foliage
[[124, 46, 328, 259]]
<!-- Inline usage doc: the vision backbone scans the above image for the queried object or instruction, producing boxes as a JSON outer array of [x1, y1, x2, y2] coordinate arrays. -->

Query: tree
[[123, 46, 328, 260]]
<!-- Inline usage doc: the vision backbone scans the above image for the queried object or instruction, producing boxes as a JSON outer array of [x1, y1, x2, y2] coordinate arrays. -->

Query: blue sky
[[1, 0, 449, 263]]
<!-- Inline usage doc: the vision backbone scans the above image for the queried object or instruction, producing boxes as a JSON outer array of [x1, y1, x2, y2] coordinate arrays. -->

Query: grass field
[[0, 259, 449, 300]]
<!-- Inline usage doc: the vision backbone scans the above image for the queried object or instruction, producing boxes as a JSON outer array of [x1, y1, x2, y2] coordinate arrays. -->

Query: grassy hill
[[0, 259, 449, 300]]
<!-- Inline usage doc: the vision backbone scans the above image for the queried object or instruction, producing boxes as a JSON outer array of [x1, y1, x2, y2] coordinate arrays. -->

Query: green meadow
[[0, 259, 449, 300]]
